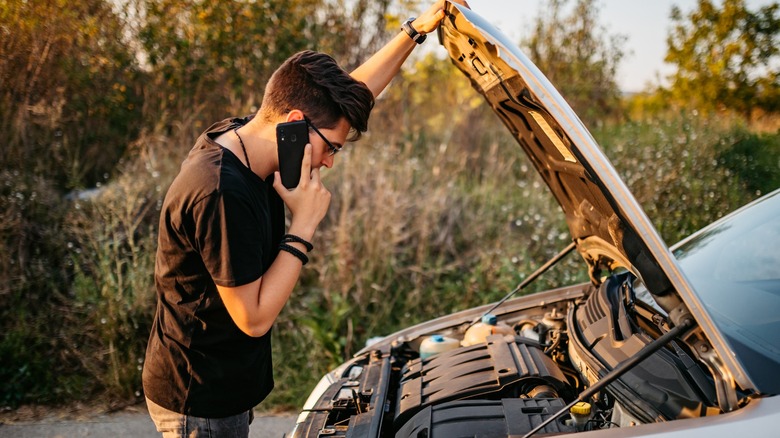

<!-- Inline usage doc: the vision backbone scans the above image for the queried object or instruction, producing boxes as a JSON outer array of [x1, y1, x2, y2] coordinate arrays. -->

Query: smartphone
[[276, 120, 309, 189]]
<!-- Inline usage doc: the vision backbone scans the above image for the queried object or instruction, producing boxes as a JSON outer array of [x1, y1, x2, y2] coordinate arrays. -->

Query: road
[[0, 407, 298, 438]]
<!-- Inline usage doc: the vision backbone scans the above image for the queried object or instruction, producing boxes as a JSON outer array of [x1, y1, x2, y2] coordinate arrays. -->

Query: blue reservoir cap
[[482, 314, 498, 325], [431, 335, 444, 342]]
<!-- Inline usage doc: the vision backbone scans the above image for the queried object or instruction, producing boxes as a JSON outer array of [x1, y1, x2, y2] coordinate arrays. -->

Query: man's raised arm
[[351, 0, 470, 98]]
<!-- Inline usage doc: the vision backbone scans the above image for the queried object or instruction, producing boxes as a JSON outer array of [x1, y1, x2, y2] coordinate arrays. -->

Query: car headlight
[[295, 361, 352, 424]]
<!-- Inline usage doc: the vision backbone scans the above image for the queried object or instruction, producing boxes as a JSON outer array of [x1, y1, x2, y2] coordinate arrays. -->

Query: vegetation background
[[1, 0, 778, 411]]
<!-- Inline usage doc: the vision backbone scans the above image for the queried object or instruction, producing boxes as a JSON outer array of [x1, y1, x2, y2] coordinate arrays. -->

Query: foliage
[[717, 130, 780, 196], [594, 112, 761, 244], [0, 171, 70, 406], [0, 132, 174, 407], [134, 0, 392, 134], [523, 0, 626, 126], [63, 141, 166, 400], [665, 0, 780, 118], [0, 0, 144, 189]]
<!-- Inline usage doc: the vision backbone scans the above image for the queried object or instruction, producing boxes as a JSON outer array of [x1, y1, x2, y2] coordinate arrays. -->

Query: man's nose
[[321, 154, 334, 169]]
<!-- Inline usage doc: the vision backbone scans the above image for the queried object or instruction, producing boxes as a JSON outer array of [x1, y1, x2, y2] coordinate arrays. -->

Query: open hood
[[437, 2, 755, 399]]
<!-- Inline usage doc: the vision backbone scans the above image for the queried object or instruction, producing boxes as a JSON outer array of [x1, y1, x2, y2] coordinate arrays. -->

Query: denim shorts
[[146, 397, 254, 437]]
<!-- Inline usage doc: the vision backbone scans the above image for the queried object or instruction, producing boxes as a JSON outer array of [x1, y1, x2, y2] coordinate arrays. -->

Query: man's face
[[308, 117, 350, 170]]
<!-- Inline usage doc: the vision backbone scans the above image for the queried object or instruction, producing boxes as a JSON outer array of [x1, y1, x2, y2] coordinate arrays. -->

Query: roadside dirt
[[0, 401, 146, 424], [0, 403, 297, 437]]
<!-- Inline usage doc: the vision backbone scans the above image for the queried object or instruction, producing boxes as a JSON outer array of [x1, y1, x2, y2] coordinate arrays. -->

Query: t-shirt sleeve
[[191, 190, 264, 287]]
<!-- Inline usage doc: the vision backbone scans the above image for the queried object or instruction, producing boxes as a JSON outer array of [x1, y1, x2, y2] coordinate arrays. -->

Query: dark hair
[[260, 51, 375, 141]]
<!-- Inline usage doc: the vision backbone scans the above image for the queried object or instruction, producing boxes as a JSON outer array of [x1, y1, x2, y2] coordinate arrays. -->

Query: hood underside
[[437, 1, 755, 394], [438, 6, 664, 292]]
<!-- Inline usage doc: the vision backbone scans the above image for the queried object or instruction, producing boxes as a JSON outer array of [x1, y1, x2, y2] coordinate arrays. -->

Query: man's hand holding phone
[[273, 144, 331, 240], [277, 120, 310, 189]]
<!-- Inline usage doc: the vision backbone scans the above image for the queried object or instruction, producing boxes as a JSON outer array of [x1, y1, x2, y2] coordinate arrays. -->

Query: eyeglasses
[[304, 116, 342, 156]]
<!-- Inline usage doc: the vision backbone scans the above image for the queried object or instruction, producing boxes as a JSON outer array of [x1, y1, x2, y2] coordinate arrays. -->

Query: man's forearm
[[216, 240, 310, 338], [351, 31, 417, 98], [351, 1, 452, 97], [251, 242, 309, 331]]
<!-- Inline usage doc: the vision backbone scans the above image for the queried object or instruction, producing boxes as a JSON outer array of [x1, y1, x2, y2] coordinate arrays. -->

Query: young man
[[142, 1, 467, 436]]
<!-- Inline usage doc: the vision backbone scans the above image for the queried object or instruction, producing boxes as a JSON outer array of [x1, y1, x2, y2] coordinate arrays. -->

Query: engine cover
[[394, 334, 569, 426], [396, 398, 575, 438]]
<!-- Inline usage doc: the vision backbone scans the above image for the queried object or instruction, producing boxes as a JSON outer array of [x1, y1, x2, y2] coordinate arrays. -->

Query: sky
[[462, 0, 776, 93]]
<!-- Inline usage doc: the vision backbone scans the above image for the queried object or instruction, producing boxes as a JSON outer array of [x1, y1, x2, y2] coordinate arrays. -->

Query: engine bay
[[292, 275, 722, 437]]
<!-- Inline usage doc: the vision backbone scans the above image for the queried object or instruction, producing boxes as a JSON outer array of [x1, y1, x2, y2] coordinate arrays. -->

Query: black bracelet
[[279, 243, 309, 265], [282, 234, 313, 252]]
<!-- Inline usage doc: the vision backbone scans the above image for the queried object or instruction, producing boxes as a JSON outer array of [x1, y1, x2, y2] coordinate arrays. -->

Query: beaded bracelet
[[282, 234, 314, 252], [279, 243, 309, 265]]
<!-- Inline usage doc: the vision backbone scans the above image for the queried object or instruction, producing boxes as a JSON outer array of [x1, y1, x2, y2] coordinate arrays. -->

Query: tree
[[135, 0, 392, 128], [665, 0, 780, 118], [0, 0, 144, 189], [523, 0, 626, 126]]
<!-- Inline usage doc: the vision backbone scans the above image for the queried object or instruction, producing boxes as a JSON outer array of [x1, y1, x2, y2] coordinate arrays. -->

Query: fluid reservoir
[[569, 402, 592, 431], [461, 314, 514, 347], [419, 335, 460, 359]]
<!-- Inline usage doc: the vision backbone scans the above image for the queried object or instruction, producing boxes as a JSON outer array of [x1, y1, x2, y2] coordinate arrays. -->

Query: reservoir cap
[[570, 402, 591, 416], [481, 314, 498, 325]]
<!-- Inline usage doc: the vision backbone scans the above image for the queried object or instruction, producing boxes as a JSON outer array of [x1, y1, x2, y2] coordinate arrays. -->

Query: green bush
[[594, 112, 756, 244], [60, 133, 184, 403], [718, 130, 780, 197], [0, 132, 181, 408], [65, 179, 159, 399], [0, 172, 70, 407]]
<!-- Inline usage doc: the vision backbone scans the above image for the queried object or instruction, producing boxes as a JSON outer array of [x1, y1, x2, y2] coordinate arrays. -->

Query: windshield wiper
[[468, 241, 577, 329], [522, 317, 695, 438]]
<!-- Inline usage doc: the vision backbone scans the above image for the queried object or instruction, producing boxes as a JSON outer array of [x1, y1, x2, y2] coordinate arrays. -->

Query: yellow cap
[[570, 402, 591, 416]]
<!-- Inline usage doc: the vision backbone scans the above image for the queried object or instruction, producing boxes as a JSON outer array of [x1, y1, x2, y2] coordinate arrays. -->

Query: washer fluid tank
[[461, 314, 513, 347]]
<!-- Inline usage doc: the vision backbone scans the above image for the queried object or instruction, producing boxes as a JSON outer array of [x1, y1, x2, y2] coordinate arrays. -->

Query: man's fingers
[[299, 144, 313, 185], [272, 171, 287, 195], [310, 167, 322, 185], [417, 8, 447, 34]]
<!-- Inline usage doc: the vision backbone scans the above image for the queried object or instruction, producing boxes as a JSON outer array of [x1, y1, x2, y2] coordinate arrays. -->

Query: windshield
[[672, 189, 780, 395]]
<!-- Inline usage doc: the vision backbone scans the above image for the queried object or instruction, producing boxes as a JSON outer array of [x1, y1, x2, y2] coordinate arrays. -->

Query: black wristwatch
[[402, 17, 426, 44]]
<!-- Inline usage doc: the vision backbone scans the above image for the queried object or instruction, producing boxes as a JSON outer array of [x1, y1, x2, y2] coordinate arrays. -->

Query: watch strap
[[402, 17, 427, 44]]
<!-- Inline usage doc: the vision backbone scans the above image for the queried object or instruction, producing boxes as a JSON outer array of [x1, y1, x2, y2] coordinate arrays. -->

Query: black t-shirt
[[142, 116, 285, 418]]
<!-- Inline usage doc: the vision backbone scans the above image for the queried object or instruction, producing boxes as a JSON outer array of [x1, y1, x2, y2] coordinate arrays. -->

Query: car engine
[[292, 276, 719, 437]]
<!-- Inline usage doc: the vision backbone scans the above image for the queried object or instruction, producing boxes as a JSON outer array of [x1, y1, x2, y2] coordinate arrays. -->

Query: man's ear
[[286, 110, 305, 122]]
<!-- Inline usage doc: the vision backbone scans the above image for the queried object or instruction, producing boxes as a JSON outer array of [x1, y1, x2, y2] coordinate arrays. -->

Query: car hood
[[437, 2, 755, 396]]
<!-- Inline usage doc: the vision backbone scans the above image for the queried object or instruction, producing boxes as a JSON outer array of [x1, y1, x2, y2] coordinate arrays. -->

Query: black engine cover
[[395, 398, 576, 438], [394, 335, 569, 427]]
